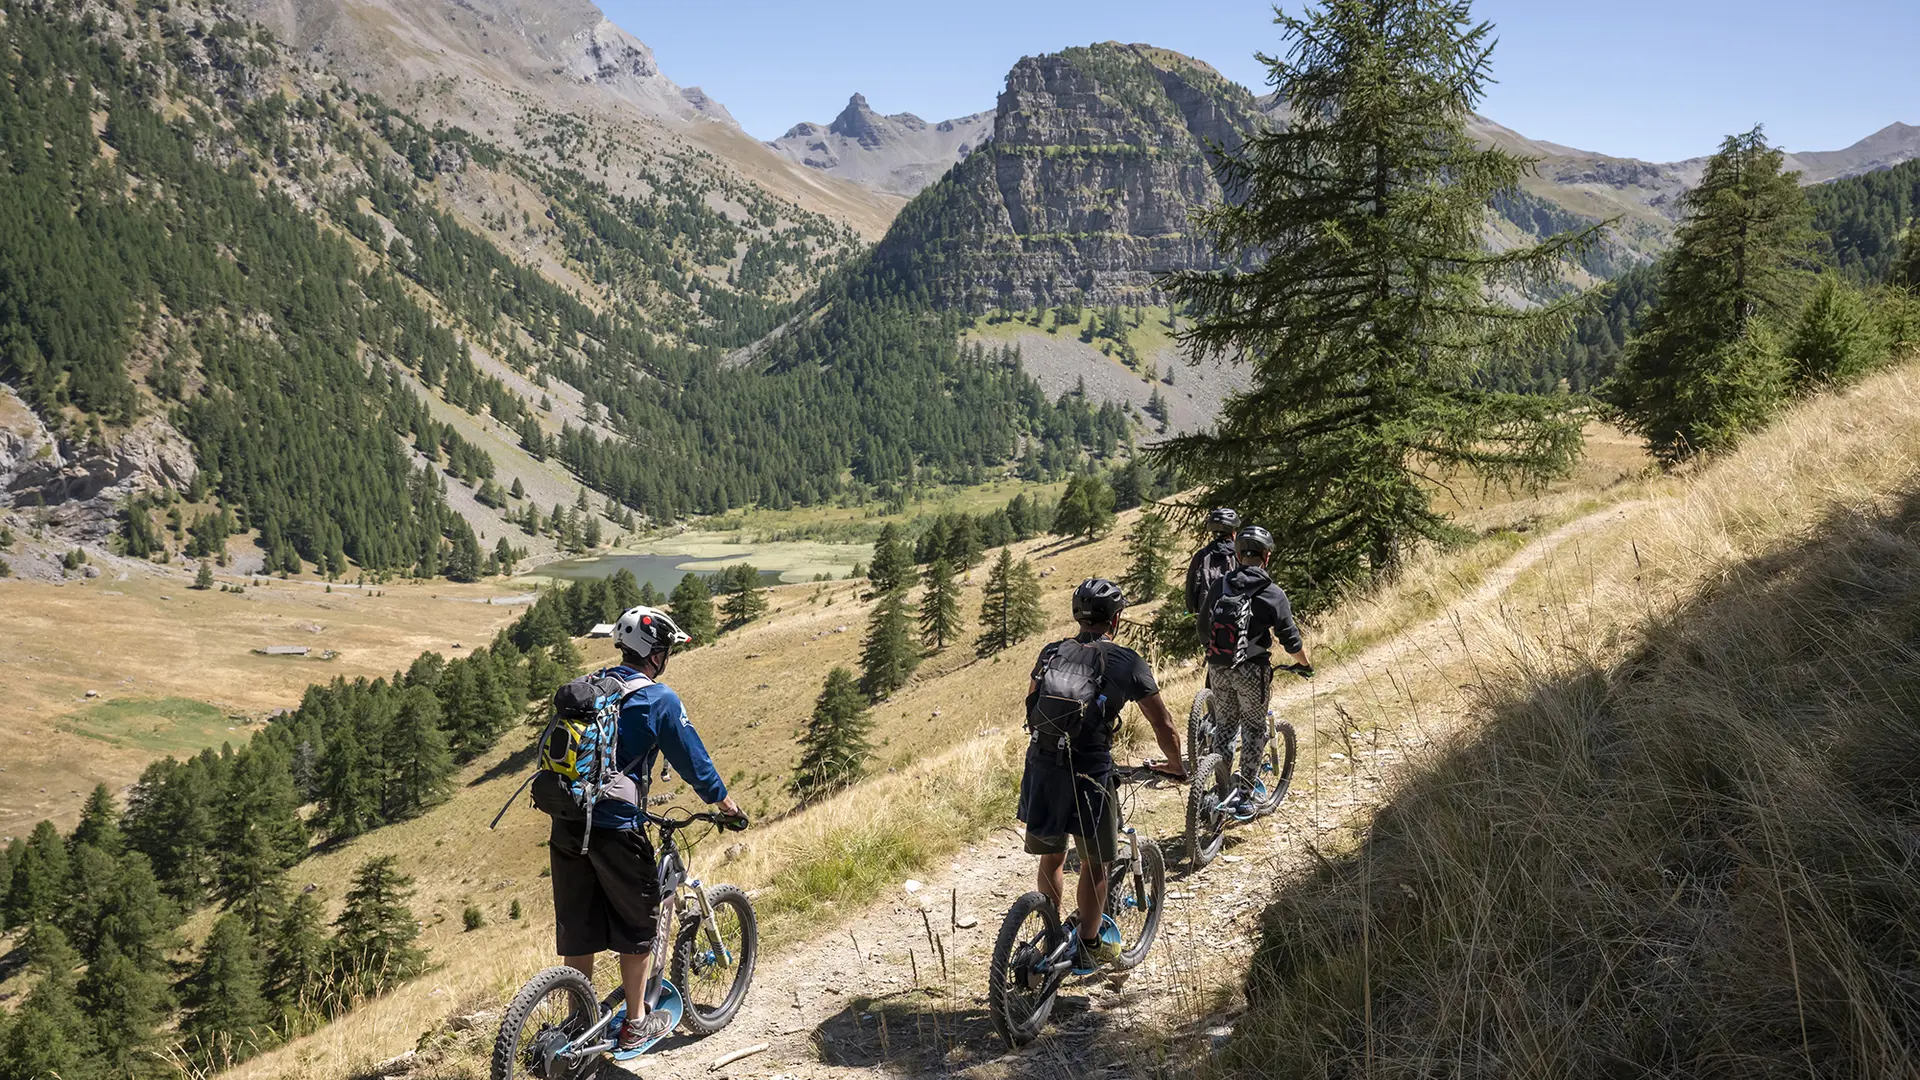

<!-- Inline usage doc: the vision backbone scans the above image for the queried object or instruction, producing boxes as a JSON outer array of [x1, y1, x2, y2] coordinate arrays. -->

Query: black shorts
[[1017, 748, 1120, 865], [549, 818, 660, 956]]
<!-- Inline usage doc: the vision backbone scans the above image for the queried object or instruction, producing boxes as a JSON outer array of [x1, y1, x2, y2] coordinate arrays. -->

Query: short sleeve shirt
[[1026, 636, 1160, 760]]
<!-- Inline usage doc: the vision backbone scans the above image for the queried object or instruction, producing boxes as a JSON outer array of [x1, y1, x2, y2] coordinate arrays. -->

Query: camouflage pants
[[1209, 661, 1273, 785]]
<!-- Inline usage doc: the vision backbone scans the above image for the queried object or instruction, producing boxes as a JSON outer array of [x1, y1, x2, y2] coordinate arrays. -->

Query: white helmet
[[614, 605, 692, 656]]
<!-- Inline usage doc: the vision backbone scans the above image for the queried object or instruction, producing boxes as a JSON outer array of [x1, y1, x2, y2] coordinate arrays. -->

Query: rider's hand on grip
[[719, 812, 750, 832]]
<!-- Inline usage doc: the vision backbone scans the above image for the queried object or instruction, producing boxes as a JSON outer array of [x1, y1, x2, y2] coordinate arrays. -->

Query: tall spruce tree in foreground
[[918, 557, 962, 651], [858, 590, 919, 700], [1152, 0, 1596, 608], [668, 572, 717, 646], [1605, 127, 1816, 461], [790, 668, 874, 802]]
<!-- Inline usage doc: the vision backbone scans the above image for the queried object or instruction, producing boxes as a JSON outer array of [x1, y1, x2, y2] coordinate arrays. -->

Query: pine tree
[[317, 722, 382, 841], [333, 855, 428, 1001], [71, 784, 123, 856], [6, 820, 71, 929], [494, 536, 517, 574], [718, 564, 769, 629], [976, 548, 1043, 655], [181, 913, 272, 1067], [509, 476, 526, 500], [266, 891, 331, 1024], [1008, 557, 1046, 643], [789, 667, 874, 802], [668, 572, 717, 646], [1121, 511, 1175, 604], [866, 522, 913, 593], [0, 925, 94, 1080], [1896, 230, 1920, 291], [1605, 126, 1817, 461], [218, 745, 307, 931], [943, 515, 983, 569], [80, 936, 172, 1079], [857, 589, 919, 700], [918, 558, 962, 651], [383, 685, 453, 820], [194, 560, 215, 589], [1786, 276, 1884, 388], [1151, 0, 1594, 604]]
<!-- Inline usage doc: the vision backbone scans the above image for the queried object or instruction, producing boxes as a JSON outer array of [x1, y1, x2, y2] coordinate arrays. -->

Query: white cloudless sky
[[599, 0, 1918, 162]]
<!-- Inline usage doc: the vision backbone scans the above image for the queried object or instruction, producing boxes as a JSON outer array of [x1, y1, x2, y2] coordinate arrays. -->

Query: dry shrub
[[1231, 369, 1920, 1078]]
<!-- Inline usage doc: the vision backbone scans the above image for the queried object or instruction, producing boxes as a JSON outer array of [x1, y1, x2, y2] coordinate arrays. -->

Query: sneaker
[[613, 1009, 674, 1057], [1080, 936, 1123, 966]]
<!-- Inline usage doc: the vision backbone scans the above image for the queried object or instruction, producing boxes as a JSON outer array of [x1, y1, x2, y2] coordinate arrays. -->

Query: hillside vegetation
[[1232, 356, 1920, 1078]]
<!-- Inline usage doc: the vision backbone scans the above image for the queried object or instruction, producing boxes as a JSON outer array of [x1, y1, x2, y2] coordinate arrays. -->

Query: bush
[[508, 899, 522, 921], [462, 905, 484, 932], [61, 548, 85, 571]]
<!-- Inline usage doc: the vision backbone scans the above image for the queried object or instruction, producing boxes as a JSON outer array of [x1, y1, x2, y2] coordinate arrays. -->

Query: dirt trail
[[615, 501, 1648, 1080]]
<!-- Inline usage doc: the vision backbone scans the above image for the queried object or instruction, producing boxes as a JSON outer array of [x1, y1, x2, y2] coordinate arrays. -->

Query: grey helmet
[[1234, 525, 1275, 558], [1206, 507, 1241, 535], [614, 605, 692, 657]]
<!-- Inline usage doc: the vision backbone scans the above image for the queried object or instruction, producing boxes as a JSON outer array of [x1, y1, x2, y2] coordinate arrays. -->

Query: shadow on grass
[[1233, 487, 1920, 1077], [471, 737, 540, 787]]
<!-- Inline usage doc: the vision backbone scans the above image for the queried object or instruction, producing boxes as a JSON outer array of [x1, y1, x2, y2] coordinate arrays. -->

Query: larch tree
[[789, 667, 875, 802], [866, 522, 914, 593], [918, 557, 963, 651], [1605, 126, 1816, 461], [1151, 0, 1597, 607], [668, 572, 718, 646], [332, 855, 428, 1000], [858, 589, 920, 700], [1121, 511, 1175, 605]]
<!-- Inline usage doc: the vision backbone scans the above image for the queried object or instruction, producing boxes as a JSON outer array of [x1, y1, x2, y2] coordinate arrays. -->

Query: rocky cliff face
[[865, 43, 1266, 310], [0, 386, 197, 540], [765, 94, 994, 197]]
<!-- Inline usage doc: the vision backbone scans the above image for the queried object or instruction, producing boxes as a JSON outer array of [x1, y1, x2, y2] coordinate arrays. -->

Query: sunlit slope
[[1233, 356, 1920, 1078]]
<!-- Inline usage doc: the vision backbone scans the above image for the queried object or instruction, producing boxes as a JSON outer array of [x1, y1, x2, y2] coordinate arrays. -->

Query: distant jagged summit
[[767, 94, 994, 196]]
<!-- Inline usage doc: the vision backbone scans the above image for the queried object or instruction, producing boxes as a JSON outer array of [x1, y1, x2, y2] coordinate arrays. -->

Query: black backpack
[[1027, 639, 1109, 750], [1206, 580, 1258, 668]]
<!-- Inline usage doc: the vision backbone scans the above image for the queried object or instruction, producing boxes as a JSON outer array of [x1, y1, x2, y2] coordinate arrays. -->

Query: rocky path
[[606, 501, 1647, 1080]]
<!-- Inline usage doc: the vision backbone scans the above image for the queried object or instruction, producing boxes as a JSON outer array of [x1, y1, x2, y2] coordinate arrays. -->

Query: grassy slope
[[0, 566, 529, 835], [216, 446, 1652, 1079], [1231, 357, 1920, 1078]]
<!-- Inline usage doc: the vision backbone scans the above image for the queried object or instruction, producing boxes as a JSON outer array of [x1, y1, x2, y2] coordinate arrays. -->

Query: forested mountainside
[[1490, 157, 1920, 394], [0, 0, 1137, 579]]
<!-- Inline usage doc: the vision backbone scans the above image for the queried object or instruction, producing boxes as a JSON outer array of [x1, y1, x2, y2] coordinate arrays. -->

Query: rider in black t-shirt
[[1018, 579, 1185, 964]]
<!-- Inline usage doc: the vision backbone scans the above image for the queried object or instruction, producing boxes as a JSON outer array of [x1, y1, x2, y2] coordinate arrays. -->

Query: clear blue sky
[[599, 0, 1916, 162]]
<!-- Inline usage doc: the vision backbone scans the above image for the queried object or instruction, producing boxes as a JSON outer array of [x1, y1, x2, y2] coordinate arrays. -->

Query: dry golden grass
[[1228, 360, 1920, 1078], [214, 441, 1655, 1080], [0, 567, 527, 834]]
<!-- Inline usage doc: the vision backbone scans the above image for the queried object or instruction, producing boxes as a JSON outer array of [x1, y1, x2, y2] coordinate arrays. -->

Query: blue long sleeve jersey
[[593, 677, 728, 830]]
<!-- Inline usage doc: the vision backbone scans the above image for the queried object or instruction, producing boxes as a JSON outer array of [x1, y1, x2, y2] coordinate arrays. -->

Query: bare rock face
[[1, 384, 197, 540], [862, 43, 1266, 309]]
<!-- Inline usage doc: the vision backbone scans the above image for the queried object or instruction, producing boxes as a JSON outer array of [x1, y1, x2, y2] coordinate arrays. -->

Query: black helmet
[[1071, 577, 1127, 624], [1206, 507, 1241, 534], [1234, 525, 1275, 558]]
